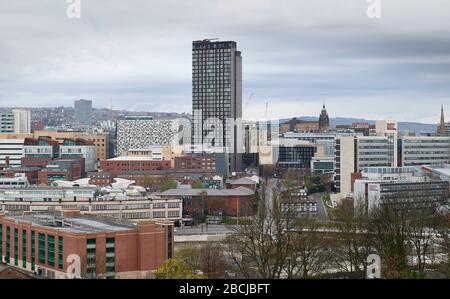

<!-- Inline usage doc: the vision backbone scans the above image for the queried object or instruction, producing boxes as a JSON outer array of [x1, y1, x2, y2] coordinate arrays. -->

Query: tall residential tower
[[192, 39, 243, 171]]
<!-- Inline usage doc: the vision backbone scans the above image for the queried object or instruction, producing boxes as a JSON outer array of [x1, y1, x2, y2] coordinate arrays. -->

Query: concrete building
[[335, 135, 393, 197], [37, 160, 82, 185], [311, 157, 335, 174], [124, 147, 164, 160], [22, 137, 95, 174], [116, 116, 185, 157], [74, 99, 92, 126], [59, 139, 95, 172], [0, 211, 173, 279], [192, 39, 243, 172], [12, 109, 31, 134], [282, 132, 337, 157], [277, 141, 317, 169], [354, 177, 449, 215], [0, 187, 183, 225], [0, 139, 25, 167], [421, 164, 450, 183], [0, 110, 31, 134], [280, 187, 317, 219], [244, 121, 270, 154], [33, 130, 109, 162], [335, 123, 375, 136], [0, 112, 14, 133], [375, 120, 398, 167], [0, 174, 30, 188], [399, 136, 450, 166]]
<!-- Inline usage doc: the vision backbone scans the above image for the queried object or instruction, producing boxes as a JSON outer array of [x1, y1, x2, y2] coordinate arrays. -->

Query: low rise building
[[157, 187, 255, 217], [100, 157, 171, 178], [0, 186, 183, 225], [174, 154, 216, 171], [0, 139, 25, 167], [280, 188, 317, 219], [0, 173, 30, 188], [0, 211, 173, 279], [399, 136, 450, 166], [353, 169, 449, 214]]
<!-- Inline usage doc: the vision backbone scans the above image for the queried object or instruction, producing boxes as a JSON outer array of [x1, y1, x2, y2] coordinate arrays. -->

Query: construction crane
[[243, 92, 254, 113]]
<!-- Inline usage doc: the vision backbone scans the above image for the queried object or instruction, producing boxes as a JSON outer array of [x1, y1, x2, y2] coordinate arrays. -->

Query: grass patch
[[322, 194, 337, 220]]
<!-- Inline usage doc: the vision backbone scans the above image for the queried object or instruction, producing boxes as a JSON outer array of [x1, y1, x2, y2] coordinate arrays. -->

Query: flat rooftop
[[107, 156, 165, 161], [8, 214, 135, 234]]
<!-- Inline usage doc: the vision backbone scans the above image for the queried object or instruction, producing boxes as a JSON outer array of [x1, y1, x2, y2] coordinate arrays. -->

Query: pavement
[[309, 192, 330, 221], [175, 224, 234, 235]]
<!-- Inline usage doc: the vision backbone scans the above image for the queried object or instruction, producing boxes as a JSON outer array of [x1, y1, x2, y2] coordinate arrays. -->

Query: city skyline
[[1, 1, 450, 123]]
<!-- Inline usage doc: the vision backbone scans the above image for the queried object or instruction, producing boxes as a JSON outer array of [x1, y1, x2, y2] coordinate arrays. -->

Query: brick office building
[[174, 154, 216, 171], [157, 187, 255, 217], [100, 157, 171, 177], [0, 211, 174, 279]]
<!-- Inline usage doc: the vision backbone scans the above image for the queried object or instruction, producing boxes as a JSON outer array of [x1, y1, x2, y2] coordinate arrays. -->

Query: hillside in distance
[[280, 117, 437, 133]]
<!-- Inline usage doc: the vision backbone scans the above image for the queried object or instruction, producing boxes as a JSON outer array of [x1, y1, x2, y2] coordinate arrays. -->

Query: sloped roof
[[157, 186, 254, 197], [225, 177, 257, 185]]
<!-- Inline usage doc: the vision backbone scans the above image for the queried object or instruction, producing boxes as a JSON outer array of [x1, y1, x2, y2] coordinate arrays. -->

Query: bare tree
[[224, 183, 290, 279], [224, 180, 331, 279], [406, 210, 441, 276], [199, 243, 229, 279], [330, 199, 373, 277], [369, 204, 410, 279], [435, 216, 450, 278], [285, 220, 333, 278]]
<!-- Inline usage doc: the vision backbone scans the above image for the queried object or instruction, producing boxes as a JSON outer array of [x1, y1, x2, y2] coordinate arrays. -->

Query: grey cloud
[[0, 0, 449, 123]]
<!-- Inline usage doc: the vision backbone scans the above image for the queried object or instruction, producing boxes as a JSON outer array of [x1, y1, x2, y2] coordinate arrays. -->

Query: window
[[105, 237, 115, 279], [58, 237, 64, 270], [6, 227, 10, 263], [22, 229, 27, 268], [38, 233, 46, 264], [86, 239, 96, 277], [31, 231, 35, 271], [0, 224, 2, 258], [14, 228, 18, 266], [47, 235, 55, 267]]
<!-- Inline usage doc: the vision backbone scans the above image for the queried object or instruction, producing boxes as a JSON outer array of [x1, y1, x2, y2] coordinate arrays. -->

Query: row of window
[[0, 227, 62, 272]]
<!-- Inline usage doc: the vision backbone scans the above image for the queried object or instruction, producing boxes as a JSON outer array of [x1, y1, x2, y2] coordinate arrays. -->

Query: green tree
[[154, 258, 204, 279], [160, 177, 177, 192], [176, 245, 200, 271], [191, 181, 204, 189]]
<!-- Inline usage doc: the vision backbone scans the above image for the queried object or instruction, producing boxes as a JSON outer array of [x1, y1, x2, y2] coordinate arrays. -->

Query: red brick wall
[[100, 160, 171, 177], [174, 156, 216, 171]]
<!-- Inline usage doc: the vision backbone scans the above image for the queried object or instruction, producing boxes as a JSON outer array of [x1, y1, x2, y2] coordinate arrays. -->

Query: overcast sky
[[1, 0, 449, 123]]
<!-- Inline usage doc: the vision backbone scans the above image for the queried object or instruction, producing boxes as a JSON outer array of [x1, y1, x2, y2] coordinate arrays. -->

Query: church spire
[[438, 104, 446, 134]]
